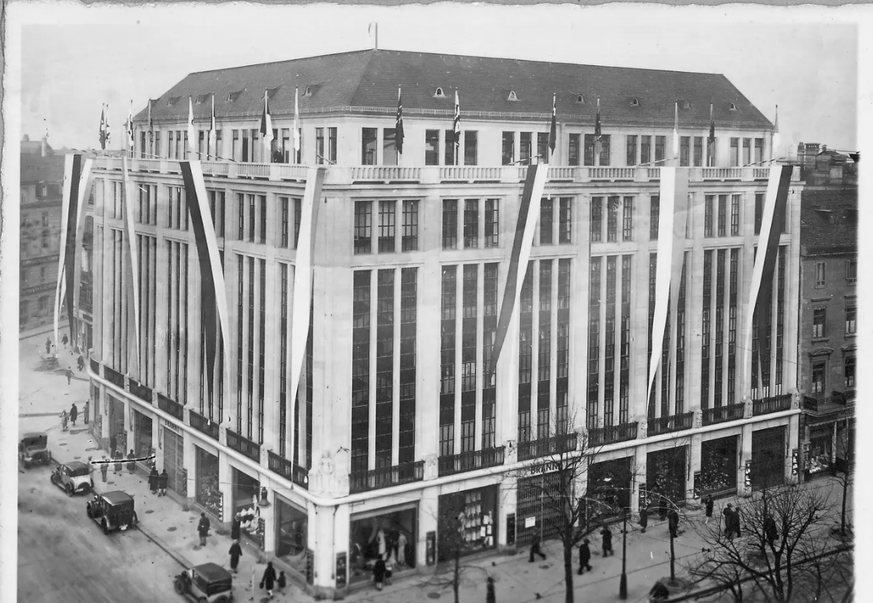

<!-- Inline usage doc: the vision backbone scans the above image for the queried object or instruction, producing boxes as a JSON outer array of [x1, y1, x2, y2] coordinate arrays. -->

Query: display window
[[438, 486, 498, 560], [276, 497, 308, 577], [700, 436, 739, 495], [349, 506, 417, 584], [195, 446, 221, 517], [232, 468, 261, 543]]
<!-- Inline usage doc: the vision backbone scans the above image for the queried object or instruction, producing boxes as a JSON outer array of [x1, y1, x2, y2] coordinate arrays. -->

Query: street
[[18, 462, 183, 603]]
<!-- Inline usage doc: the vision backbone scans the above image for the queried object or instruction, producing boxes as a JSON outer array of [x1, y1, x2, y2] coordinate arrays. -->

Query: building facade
[[86, 49, 802, 596], [796, 158, 856, 478]]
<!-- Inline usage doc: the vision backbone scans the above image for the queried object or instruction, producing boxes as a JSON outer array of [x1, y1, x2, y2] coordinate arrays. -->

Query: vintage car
[[173, 562, 234, 603], [18, 432, 51, 468], [86, 490, 138, 534], [50, 461, 93, 496]]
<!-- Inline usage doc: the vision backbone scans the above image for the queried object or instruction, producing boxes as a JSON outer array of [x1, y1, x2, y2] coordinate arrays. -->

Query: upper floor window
[[519, 132, 532, 165], [590, 197, 602, 243], [754, 138, 764, 164], [485, 199, 500, 247], [650, 196, 659, 240], [845, 306, 856, 335], [754, 193, 764, 235], [402, 200, 419, 252], [654, 136, 666, 164], [354, 201, 372, 254], [626, 135, 638, 166], [425, 130, 440, 166], [383, 128, 399, 166], [464, 199, 479, 249], [443, 200, 458, 250], [845, 356, 855, 388], [536, 133, 549, 163], [378, 201, 396, 253], [568, 134, 581, 167], [622, 197, 634, 241], [361, 128, 377, 165], [730, 138, 739, 167], [811, 362, 825, 395], [558, 197, 573, 244], [502, 132, 515, 166], [680, 136, 691, 167], [693, 137, 704, 167], [464, 131, 478, 166], [584, 134, 610, 166], [742, 138, 751, 166], [812, 307, 826, 339], [846, 259, 857, 284], [815, 262, 826, 288], [316, 127, 337, 165]]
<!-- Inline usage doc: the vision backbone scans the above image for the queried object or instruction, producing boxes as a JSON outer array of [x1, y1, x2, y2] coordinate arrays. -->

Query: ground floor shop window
[[699, 436, 738, 495], [349, 507, 417, 584], [646, 446, 687, 511], [807, 427, 833, 474], [587, 457, 633, 513], [195, 446, 221, 518], [751, 427, 786, 490], [438, 486, 497, 560], [276, 497, 308, 574], [108, 395, 126, 455], [132, 410, 154, 468], [232, 468, 261, 543]]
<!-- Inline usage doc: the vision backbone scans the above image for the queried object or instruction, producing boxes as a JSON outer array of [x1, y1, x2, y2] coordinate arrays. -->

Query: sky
[[9, 3, 862, 155]]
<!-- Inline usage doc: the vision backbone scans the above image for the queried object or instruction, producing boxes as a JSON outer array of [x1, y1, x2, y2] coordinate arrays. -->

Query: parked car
[[173, 562, 234, 603], [86, 490, 138, 534], [51, 461, 93, 496], [18, 432, 51, 468]]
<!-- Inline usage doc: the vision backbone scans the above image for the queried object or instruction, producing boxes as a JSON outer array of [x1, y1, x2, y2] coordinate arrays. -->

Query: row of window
[[811, 306, 856, 338], [815, 260, 857, 288], [810, 356, 855, 395]]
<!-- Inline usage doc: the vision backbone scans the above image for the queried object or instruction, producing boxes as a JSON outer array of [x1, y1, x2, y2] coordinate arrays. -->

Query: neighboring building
[[86, 49, 802, 597], [797, 152, 856, 478], [20, 135, 96, 346]]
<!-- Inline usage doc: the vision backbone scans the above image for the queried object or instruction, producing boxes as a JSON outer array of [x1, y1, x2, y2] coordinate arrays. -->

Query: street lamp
[[619, 506, 629, 600]]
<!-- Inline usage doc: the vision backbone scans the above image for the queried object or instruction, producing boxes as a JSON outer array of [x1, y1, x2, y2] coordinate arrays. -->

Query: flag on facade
[[54, 154, 93, 352], [548, 93, 557, 159], [180, 161, 234, 408], [453, 89, 461, 161], [742, 165, 792, 393], [261, 90, 274, 160], [208, 93, 216, 160], [772, 105, 780, 160], [187, 97, 196, 159], [126, 100, 134, 151], [645, 167, 689, 406], [121, 156, 142, 376], [594, 98, 602, 157], [99, 105, 110, 150], [289, 167, 326, 405], [396, 86, 404, 155], [148, 99, 154, 132], [293, 87, 301, 159], [489, 163, 550, 375], [672, 101, 680, 159], [708, 102, 716, 167]]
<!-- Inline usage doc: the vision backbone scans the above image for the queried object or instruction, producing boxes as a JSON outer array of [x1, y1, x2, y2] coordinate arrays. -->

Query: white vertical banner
[[121, 156, 141, 376], [53, 155, 76, 351], [288, 167, 325, 405]]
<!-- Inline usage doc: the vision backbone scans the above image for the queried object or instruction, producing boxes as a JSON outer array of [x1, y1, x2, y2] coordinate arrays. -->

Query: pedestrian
[[600, 525, 613, 557], [732, 505, 742, 538], [60, 410, 68, 432], [158, 469, 168, 496], [100, 455, 108, 482], [577, 538, 592, 574], [372, 556, 386, 591], [385, 554, 394, 586], [764, 514, 778, 547], [113, 449, 122, 473], [261, 561, 277, 598], [83, 400, 89, 425], [197, 512, 210, 547], [668, 508, 679, 539], [528, 535, 547, 562], [231, 512, 241, 541], [277, 571, 286, 593], [639, 505, 649, 533], [109, 434, 117, 457], [228, 539, 243, 574], [66, 367, 73, 385], [723, 503, 735, 540], [148, 466, 159, 494], [77, 355, 85, 372], [45, 338, 51, 354], [127, 449, 136, 473], [70, 403, 78, 426], [62, 333, 68, 347], [704, 494, 714, 525], [486, 576, 497, 603]]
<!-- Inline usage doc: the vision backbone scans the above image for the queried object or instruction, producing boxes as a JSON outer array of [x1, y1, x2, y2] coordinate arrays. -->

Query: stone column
[[184, 428, 197, 505], [497, 476, 517, 553], [218, 450, 233, 523], [419, 486, 440, 572]]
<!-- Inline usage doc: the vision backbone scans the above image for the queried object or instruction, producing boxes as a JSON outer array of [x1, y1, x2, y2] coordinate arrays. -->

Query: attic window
[[226, 90, 243, 103], [576, 95, 585, 104], [194, 94, 209, 105], [303, 86, 313, 97], [679, 99, 691, 110], [433, 87, 446, 98], [630, 98, 640, 107], [166, 96, 181, 107], [729, 102, 738, 111], [507, 90, 519, 102], [266, 87, 280, 100]]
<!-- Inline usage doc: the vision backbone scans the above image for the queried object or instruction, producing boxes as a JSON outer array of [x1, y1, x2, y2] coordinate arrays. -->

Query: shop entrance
[[751, 427, 786, 490], [108, 395, 126, 455], [276, 496, 308, 579], [700, 436, 738, 495], [162, 426, 186, 495], [132, 410, 154, 470], [195, 446, 222, 519], [438, 486, 498, 560], [517, 472, 565, 547]]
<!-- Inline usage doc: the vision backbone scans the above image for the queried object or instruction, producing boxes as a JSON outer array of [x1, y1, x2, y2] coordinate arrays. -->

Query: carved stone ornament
[[319, 450, 335, 476], [423, 454, 439, 480]]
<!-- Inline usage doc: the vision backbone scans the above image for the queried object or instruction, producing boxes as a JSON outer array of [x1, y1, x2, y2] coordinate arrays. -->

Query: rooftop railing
[[588, 422, 638, 446], [438, 446, 505, 477], [646, 411, 694, 436], [517, 432, 579, 461], [267, 451, 309, 489], [348, 460, 425, 493], [752, 393, 793, 416], [702, 402, 746, 425]]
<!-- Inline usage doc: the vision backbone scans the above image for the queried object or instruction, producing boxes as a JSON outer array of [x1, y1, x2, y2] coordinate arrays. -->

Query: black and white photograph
[[1, 3, 867, 603]]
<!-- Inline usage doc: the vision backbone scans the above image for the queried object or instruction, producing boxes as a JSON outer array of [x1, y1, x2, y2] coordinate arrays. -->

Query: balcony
[[752, 393, 793, 416], [517, 432, 579, 461], [646, 412, 694, 437], [350, 165, 421, 183], [89, 358, 100, 376], [439, 165, 501, 182], [438, 446, 505, 477], [157, 392, 184, 420], [267, 451, 309, 489], [189, 410, 219, 440], [803, 391, 853, 414], [702, 402, 746, 425], [349, 460, 425, 494], [588, 422, 638, 446], [226, 429, 261, 462], [128, 379, 153, 404], [104, 366, 125, 389], [588, 167, 635, 181], [701, 167, 744, 181]]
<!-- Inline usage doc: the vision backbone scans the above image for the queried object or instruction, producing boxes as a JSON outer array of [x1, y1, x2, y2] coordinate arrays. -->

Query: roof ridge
[[185, 48, 375, 78]]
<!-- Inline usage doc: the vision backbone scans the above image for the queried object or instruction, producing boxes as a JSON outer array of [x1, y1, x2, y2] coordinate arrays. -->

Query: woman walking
[[261, 561, 277, 598], [228, 539, 243, 574], [704, 494, 714, 525]]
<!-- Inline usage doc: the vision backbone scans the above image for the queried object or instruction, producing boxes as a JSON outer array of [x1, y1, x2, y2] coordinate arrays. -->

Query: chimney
[[369, 22, 378, 50], [42, 137, 47, 157]]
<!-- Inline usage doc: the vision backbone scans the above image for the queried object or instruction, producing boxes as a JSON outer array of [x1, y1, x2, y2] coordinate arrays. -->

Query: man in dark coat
[[110, 434, 117, 457], [148, 467, 159, 494], [100, 455, 108, 482], [45, 338, 51, 354], [723, 504, 735, 540], [600, 525, 613, 557], [704, 495, 714, 525], [228, 539, 243, 573], [261, 561, 277, 597], [158, 469, 168, 496], [639, 506, 649, 533], [231, 512, 242, 541], [70, 403, 78, 426], [372, 557, 386, 591], [197, 512, 210, 547], [486, 576, 496, 603], [528, 535, 547, 562], [764, 514, 778, 547], [127, 450, 136, 473], [83, 400, 89, 424], [732, 505, 742, 538], [577, 538, 592, 574], [113, 449, 122, 473], [66, 368, 74, 385], [668, 508, 680, 539]]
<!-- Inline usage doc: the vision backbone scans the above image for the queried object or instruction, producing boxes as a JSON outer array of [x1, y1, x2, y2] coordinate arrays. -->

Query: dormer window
[[226, 90, 243, 102], [194, 94, 209, 104], [729, 102, 738, 111], [166, 96, 181, 107], [630, 98, 640, 107], [303, 85, 313, 97], [576, 95, 585, 104], [266, 87, 280, 100], [507, 90, 519, 102], [679, 99, 691, 110], [433, 87, 446, 98]]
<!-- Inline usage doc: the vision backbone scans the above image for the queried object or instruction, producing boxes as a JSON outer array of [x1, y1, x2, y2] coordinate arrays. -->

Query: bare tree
[[686, 483, 838, 602], [828, 420, 853, 538]]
